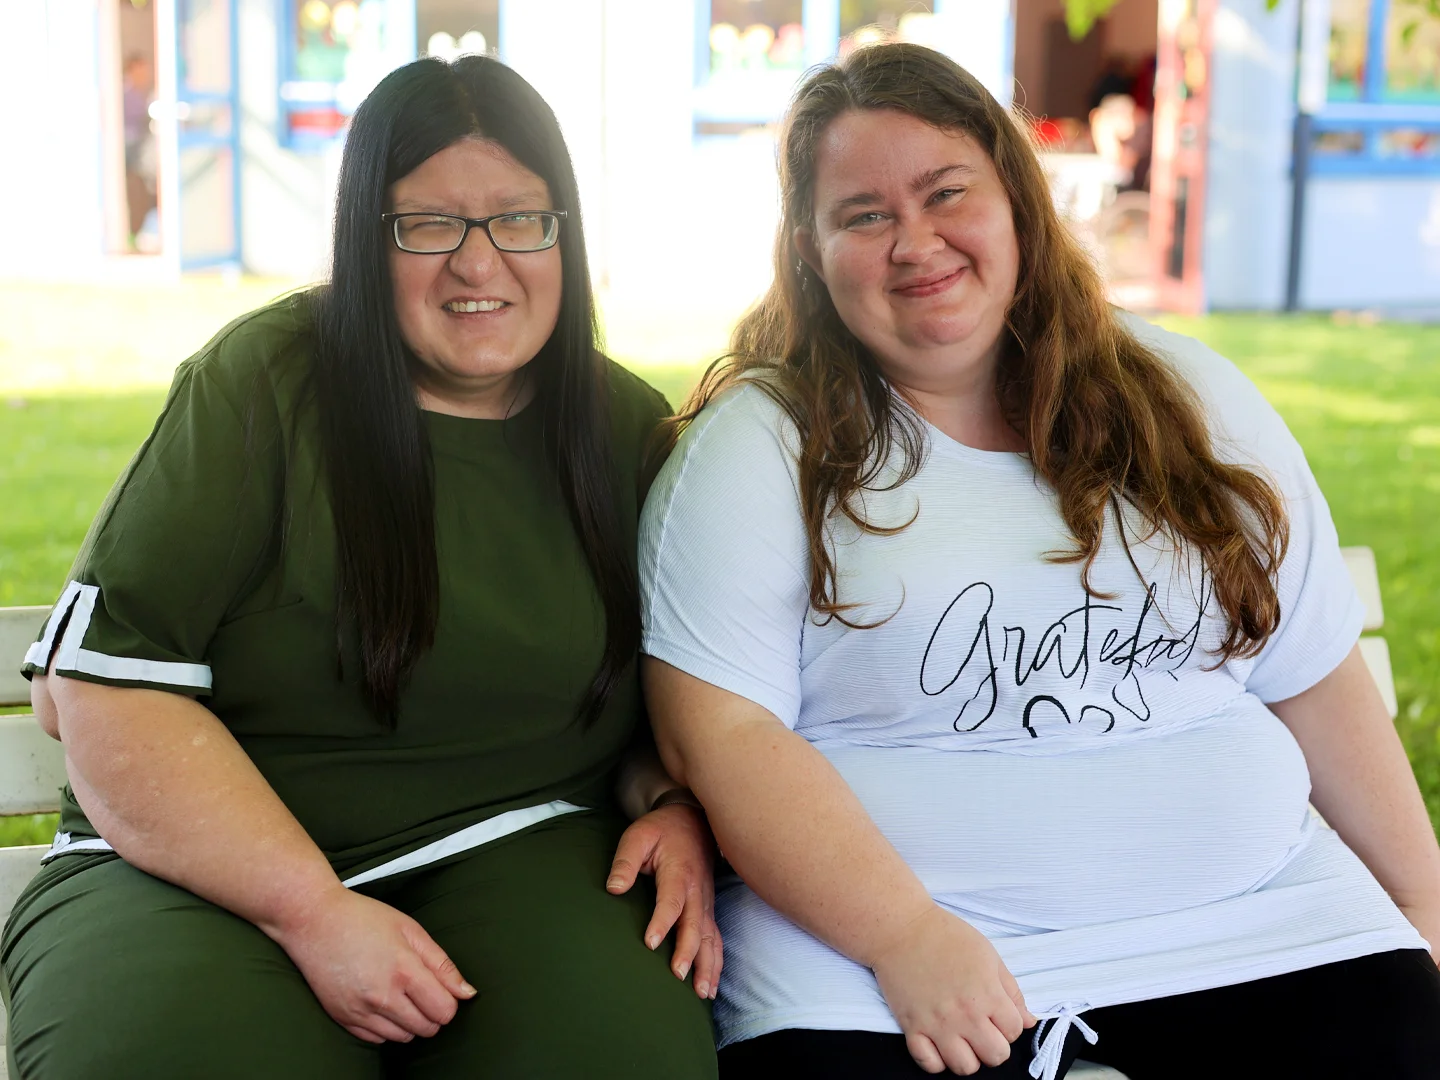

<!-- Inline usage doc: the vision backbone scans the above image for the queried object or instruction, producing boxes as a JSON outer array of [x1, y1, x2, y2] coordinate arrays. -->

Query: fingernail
[[695, 980, 710, 997], [645, 934, 660, 950], [606, 875, 623, 891], [460, 982, 477, 997], [677, 960, 691, 981]]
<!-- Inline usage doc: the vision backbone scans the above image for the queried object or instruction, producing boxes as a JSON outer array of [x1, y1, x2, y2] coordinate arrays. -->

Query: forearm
[[48, 673, 345, 943], [647, 659, 934, 967], [1273, 647, 1440, 915]]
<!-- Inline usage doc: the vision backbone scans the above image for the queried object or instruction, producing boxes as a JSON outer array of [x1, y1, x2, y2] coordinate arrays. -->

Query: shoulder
[[652, 378, 800, 502], [1116, 309, 1298, 465], [676, 378, 796, 457]]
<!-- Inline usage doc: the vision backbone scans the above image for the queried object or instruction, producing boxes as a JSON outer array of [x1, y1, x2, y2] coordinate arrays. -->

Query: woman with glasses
[[6, 57, 717, 1078], [640, 43, 1440, 1080]]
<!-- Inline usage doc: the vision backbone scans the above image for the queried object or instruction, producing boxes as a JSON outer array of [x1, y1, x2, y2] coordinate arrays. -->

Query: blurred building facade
[[2, 0, 1437, 311]]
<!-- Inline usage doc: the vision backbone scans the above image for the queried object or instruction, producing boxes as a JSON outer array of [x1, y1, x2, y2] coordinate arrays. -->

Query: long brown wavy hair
[[664, 43, 1287, 661]]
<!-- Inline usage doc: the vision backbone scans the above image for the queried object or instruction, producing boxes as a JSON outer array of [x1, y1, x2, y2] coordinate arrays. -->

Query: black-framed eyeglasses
[[381, 211, 566, 254]]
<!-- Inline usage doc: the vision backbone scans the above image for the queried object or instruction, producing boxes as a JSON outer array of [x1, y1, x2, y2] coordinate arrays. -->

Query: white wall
[[1300, 179, 1440, 308], [1202, 0, 1298, 309], [237, 0, 335, 280], [0, 0, 110, 277]]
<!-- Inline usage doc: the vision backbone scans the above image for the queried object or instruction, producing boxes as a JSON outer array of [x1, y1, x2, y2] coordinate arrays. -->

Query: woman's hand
[[869, 906, 1036, 1075], [606, 801, 723, 999], [268, 885, 476, 1044]]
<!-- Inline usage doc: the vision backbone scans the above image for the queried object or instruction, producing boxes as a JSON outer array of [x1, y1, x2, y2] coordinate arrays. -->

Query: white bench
[[0, 552, 1400, 1079]]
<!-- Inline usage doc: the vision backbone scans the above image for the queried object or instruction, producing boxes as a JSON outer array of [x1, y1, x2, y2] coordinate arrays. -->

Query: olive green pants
[[2, 812, 716, 1079]]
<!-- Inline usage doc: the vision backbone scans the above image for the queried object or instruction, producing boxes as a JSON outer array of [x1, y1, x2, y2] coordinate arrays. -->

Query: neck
[[414, 367, 535, 420], [885, 339, 1025, 452]]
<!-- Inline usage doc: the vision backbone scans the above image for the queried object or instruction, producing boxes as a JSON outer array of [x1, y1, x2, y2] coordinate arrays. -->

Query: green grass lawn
[[2, 293, 1437, 847]]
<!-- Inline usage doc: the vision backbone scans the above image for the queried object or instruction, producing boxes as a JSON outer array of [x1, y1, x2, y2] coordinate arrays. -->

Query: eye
[[845, 211, 887, 229], [407, 216, 459, 232], [929, 187, 966, 206]]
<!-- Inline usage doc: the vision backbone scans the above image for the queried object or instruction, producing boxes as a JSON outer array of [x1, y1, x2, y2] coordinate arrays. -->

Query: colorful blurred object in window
[[839, 0, 935, 56], [1385, 0, 1440, 101], [1328, 0, 1370, 100]]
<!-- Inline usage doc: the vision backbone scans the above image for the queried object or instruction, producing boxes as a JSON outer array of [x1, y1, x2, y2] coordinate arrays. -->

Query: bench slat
[[1359, 636, 1399, 720], [0, 605, 49, 708], [0, 714, 65, 816], [1340, 546, 1384, 632]]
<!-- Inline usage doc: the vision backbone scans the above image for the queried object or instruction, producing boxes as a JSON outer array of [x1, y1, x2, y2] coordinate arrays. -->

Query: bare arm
[[31, 669, 60, 739], [37, 670, 474, 1042], [645, 656, 1034, 1074], [1270, 644, 1440, 959]]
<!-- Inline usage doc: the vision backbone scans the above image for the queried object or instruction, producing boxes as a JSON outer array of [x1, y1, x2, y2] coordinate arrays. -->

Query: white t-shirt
[[639, 314, 1424, 1064]]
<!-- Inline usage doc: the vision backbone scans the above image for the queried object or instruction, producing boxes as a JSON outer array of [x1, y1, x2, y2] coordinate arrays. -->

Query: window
[[279, 0, 403, 147], [1384, 0, 1440, 102], [1313, 0, 1440, 174], [839, 0, 936, 55], [695, 0, 806, 126], [1327, 0, 1440, 103], [1327, 0, 1369, 101]]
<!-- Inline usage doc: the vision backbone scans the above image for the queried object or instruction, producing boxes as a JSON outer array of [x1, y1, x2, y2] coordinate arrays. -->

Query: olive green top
[[22, 293, 669, 877]]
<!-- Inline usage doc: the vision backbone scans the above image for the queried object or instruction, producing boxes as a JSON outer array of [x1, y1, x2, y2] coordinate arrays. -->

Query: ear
[[793, 225, 825, 284]]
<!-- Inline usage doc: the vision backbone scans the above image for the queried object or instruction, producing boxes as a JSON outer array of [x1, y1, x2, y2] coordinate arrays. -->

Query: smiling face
[[796, 109, 1021, 398], [387, 137, 563, 418]]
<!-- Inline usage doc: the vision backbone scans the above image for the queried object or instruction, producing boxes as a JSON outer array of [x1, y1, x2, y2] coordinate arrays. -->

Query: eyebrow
[[825, 163, 978, 217], [392, 188, 551, 214]]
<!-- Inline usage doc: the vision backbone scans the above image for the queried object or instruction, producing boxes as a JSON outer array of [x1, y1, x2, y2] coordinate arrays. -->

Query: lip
[[891, 266, 966, 298]]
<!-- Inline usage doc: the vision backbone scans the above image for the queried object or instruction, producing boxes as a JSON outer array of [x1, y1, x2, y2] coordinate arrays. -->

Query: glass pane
[[840, 0, 935, 56], [490, 214, 552, 250], [697, 0, 805, 121], [709, 0, 805, 77], [417, 0, 500, 60], [1314, 129, 1366, 154], [1377, 129, 1440, 157], [295, 0, 353, 81], [179, 0, 232, 94], [1385, 0, 1440, 102], [396, 216, 466, 251], [180, 101, 233, 139], [1327, 0, 1370, 101], [179, 146, 236, 261]]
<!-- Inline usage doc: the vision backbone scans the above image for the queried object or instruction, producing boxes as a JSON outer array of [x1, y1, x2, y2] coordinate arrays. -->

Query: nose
[[446, 222, 503, 281], [891, 214, 945, 264]]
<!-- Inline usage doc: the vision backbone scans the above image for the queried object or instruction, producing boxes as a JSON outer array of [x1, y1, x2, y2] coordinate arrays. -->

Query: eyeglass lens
[[393, 213, 558, 253]]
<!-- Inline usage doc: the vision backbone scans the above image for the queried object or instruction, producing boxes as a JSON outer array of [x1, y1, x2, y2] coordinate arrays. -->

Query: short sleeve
[[21, 352, 284, 697], [639, 384, 811, 727], [1121, 313, 1365, 703]]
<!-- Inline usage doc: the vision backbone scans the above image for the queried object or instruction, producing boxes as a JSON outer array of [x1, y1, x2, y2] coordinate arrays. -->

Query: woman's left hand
[[607, 802, 723, 1000]]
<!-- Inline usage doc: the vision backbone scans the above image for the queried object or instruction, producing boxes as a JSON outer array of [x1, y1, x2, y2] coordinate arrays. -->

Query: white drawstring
[[1028, 1004, 1098, 1080]]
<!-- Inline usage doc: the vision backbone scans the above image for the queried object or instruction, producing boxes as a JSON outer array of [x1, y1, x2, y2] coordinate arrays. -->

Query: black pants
[[718, 949, 1440, 1079]]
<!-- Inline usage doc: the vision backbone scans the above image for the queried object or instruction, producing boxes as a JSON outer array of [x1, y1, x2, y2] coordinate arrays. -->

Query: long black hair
[[312, 55, 635, 724]]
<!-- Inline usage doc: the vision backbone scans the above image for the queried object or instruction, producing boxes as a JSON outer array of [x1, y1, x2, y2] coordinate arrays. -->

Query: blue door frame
[[175, 0, 243, 269]]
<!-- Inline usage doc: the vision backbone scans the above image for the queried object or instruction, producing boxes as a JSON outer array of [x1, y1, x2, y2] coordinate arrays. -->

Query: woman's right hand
[[869, 906, 1037, 1075], [269, 886, 477, 1044]]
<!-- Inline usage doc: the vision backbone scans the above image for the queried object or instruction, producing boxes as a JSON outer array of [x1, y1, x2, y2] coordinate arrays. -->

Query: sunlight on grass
[[1249, 380, 1415, 425]]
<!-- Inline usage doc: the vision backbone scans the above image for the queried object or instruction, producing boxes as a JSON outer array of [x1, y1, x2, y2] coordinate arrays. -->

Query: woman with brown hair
[[638, 42, 1440, 1080]]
